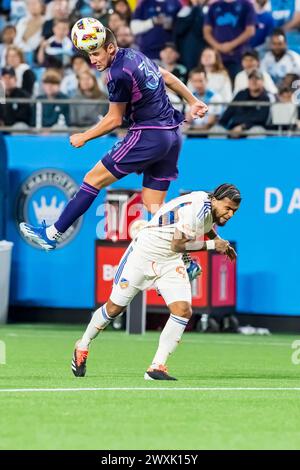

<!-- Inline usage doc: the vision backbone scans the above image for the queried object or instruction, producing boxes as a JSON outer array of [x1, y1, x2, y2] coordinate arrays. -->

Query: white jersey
[[260, 50, 300, 84], [134, 191, 214, 260]]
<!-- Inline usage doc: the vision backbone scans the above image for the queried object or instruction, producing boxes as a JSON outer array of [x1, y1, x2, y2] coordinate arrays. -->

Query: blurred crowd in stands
[[1, 0, 300, 136]]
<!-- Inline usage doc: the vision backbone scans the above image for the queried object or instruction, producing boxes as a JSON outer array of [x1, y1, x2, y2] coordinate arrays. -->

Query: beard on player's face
[[212, 198, 239, 226], [212, 208, 228, 226]]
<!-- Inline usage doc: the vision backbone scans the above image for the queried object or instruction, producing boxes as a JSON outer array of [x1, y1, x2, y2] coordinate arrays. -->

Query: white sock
[[77, 303, 114, 350], [151, 314, 189, 368], [46, 225, 60, 240]]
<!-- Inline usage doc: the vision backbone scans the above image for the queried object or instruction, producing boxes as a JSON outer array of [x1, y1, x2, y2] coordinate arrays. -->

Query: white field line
[[1, 387, 300, 393], [1, 332, 294, 348]]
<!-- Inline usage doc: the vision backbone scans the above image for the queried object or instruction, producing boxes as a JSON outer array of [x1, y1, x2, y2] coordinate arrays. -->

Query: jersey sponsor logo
[[16, 169, 82, 249], [216, 13, 238, 28], [176, 266, 187, 279], [119, 277, 129, 289]]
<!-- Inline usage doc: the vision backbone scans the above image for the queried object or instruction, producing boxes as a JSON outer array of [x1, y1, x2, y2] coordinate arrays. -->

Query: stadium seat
[[270, 102, 297, 126]]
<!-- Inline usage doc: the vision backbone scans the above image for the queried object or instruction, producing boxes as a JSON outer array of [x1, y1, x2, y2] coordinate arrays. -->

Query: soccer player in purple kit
[[20, 27, 208, 251]]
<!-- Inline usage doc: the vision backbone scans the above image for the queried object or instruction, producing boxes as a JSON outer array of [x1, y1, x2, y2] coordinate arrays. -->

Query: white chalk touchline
[[1, 387, 300, 393], [2, 333, 292, 347]]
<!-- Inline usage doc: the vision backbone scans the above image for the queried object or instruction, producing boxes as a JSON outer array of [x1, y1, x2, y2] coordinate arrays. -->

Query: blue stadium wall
[[2, 134, 300, 317]]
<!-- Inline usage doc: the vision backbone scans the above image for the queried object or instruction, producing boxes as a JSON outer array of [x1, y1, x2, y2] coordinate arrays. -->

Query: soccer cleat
[[71, 341, 89, 377], [19, 220, 60, 251], [144, 364, 177, 381], [182, 253, 202, 282]]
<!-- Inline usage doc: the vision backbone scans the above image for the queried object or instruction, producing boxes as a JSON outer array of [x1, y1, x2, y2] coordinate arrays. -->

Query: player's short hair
[[103, 28, 117, 49], [212, 184, 242, 204]]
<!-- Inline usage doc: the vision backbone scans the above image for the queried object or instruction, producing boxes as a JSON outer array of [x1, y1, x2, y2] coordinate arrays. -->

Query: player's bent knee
[[106, 299, 126, 317], [84, 171, 106, 190], [169, 301, 192, 319]]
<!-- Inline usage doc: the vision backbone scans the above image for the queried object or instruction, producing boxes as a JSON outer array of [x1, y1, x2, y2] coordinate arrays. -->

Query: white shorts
[[110, 242, 192, 307]]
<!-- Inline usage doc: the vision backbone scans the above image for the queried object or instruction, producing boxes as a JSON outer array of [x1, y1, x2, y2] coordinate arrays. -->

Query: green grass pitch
[[0, 323, 300, 450]]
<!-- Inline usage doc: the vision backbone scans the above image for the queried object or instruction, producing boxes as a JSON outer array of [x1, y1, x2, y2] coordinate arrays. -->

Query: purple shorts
[[101, 127, 182, 191]]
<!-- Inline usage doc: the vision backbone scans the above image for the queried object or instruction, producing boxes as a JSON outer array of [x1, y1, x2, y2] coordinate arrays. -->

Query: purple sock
[[54, 182, 99, 233]]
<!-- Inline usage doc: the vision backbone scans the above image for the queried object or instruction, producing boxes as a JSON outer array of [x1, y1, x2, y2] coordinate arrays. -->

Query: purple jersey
[[204, 0, 256, 63], [132, 0, 182, 59], [106, 48, 184, 130]]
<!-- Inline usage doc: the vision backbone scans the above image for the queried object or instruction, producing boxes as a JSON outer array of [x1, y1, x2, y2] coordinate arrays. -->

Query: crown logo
[[32, 196, 66, 225]]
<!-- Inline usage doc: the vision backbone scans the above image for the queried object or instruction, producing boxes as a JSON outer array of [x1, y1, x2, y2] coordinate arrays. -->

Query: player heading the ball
[[20, 19, 208, 254]]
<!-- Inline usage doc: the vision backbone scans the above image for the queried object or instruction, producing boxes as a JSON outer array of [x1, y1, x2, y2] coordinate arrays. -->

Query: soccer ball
[[71, 17, 106, 53]]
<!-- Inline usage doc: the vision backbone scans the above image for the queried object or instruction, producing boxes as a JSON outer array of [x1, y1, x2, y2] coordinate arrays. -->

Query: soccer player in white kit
[[72, 183, 241, 380]]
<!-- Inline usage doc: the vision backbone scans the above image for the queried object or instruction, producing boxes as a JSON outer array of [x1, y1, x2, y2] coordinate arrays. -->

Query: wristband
[[206, 240, 215, 250]]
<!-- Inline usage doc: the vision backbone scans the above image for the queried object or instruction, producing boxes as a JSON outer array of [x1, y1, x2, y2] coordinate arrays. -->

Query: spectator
[[158, 42, 187, 112], [234, 49, 277, 96], [0, 0, 10, 30], [0, 24, 16, 68], [283, 0, 300, 31], [159, 42, 187, 83], [70, 70, 108, 126], [60, 53, 90, 97], [0, 66, 31, 127], [34, 69, 69, 127], [37, 19, 73, 69], [270, 0, 300, 29], [203, 0, 256, 81], [113, 0, 132, 24], [174, 0, 206, 72], [83, 0, 111, 27], [279, 72, 300, 90], [115, 24, 137, 48], [250, 0, 274, 49], [108, 11, 127, 33], [260, 29, 300, 84], [42, 0, 70, 40], [281, 1, 300, 54], [267, 85, 298, 132], [14, 0, 45, 55], [277, 85, 294, 103], [219, 69, 271, 137], [9, 1, 28, 25], [131, 0, 181, 60], [185, 66, 222, 132], [5, 45, 36, 95], [199, 46, 232, 103]]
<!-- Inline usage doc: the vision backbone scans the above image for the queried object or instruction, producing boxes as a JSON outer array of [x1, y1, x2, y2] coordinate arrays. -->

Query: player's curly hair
[[212, 184, 242, 203]]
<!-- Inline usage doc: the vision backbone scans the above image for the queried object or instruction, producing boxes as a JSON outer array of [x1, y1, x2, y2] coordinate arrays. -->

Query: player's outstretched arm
[[159, 66, 208, 119], [171, 229, 235, 259], [69, 102, 127, 148]]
